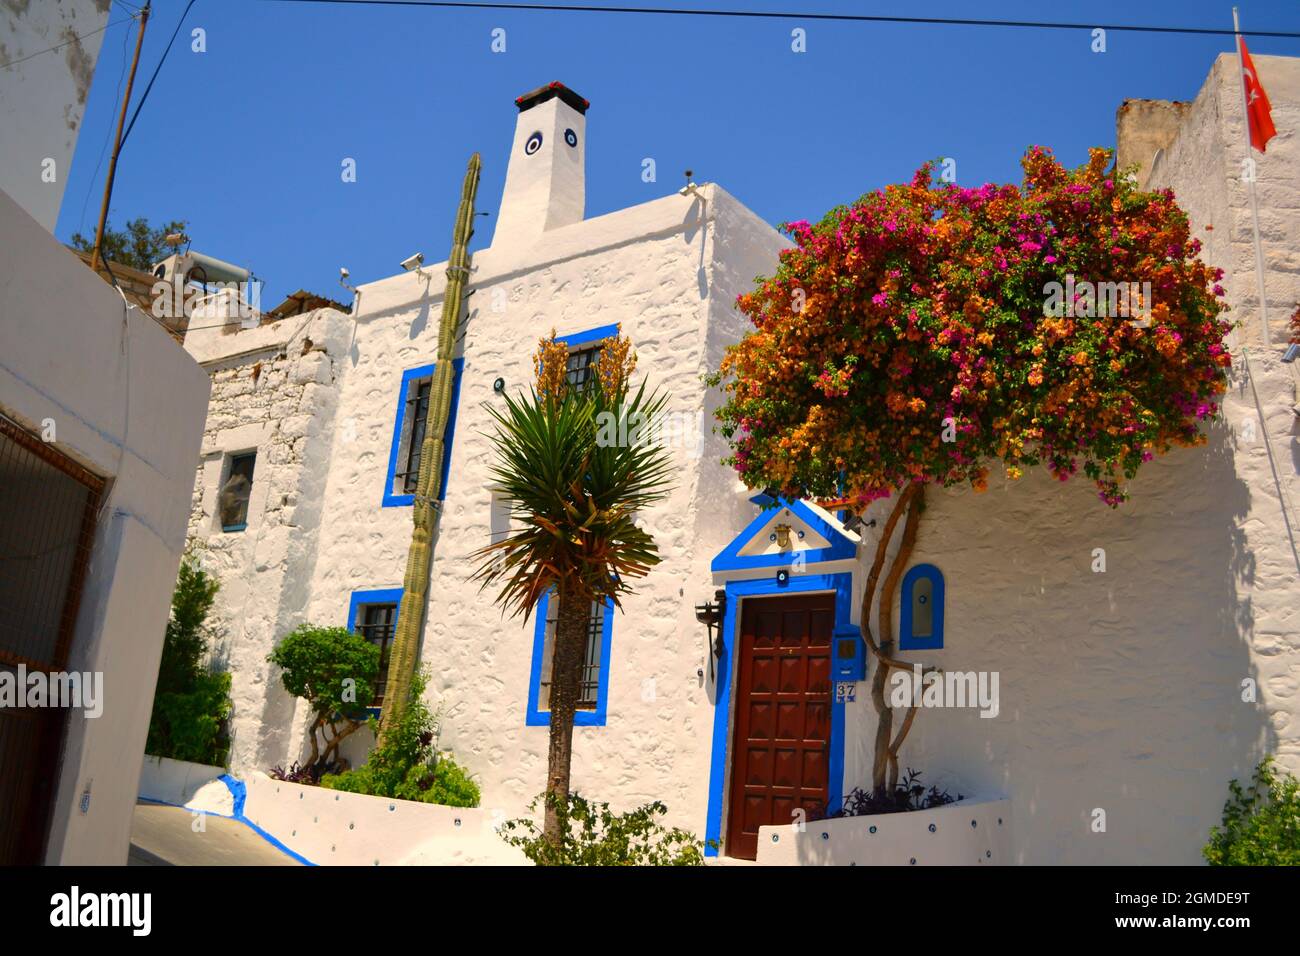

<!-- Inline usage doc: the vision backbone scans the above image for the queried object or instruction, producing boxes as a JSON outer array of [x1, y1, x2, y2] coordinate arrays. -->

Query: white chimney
[[492, 83, 588, 247]]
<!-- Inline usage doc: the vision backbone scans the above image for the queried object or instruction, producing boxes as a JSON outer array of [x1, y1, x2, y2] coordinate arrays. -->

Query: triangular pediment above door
[[711, 495, 860, 576]]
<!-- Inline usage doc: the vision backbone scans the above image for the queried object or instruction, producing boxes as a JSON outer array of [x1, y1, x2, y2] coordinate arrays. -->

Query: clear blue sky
[[57, 0, 1300, 305]]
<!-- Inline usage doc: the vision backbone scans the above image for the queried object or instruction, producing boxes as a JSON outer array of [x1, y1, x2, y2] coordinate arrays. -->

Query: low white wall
[[240, 772, 527, 865], [756, 797, 1011, 866], [137, 755, 234, 815]]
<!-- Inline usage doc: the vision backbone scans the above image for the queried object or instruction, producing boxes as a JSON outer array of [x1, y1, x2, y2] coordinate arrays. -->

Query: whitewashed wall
[[184, 183, 786, 840], [0, 188, 210, 864], [0, 0, 110, 232], [839, 54, 1300, 865]]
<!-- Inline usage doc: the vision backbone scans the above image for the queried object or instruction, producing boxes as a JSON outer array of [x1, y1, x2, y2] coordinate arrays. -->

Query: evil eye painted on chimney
[[564, 128, 578, 148], [524, 131, 543, 156]]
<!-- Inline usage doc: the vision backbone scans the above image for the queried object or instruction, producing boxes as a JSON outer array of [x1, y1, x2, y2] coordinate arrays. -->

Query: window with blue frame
[[899, 564, 944, 650], [383, 359, 464, 508], [527, 590, 614, 726], [347, 589, 403, 708]]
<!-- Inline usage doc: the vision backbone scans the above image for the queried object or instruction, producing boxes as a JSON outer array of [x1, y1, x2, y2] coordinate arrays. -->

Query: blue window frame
[[346, 588, 404, 714], [525, 590, 614, 727], [382, 358, 464, 508], [899, 564, 944, 651]]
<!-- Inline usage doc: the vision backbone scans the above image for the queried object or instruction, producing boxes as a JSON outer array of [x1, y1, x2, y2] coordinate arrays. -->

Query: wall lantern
[[842, 513, 876, 534], [773, 523, 793, 549], [694, 588, 726, 683]]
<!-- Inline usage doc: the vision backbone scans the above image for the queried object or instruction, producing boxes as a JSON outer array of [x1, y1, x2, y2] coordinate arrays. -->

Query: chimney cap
[[515, 82, 590, 115]]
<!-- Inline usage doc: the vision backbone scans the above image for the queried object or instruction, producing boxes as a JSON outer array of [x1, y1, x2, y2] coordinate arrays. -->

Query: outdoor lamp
[[694, 589, 726, 682], [774, 523, 793, 549]]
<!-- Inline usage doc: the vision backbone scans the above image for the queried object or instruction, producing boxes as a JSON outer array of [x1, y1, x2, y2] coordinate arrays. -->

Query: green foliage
[[147, 672, 232, 766], [70, 216, 188, 272], [267, 624, 379, 719], [321, 670, 480, 807], [472, 379, 676, 620], [1204, 756, 1300, 865], [146, 557, 231, 767], [501, 793, 707, 865], [155, 559, 219, 695]]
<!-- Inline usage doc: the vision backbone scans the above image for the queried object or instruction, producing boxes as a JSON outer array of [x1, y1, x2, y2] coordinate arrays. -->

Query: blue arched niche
[[899, 563, 944, 651]]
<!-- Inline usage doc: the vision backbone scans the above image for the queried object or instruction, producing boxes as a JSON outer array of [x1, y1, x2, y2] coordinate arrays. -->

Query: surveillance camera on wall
[[400, 253, 425, 272], [339, 267, 350, 279]]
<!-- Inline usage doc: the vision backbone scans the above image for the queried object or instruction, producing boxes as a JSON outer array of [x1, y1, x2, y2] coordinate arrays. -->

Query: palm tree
[[473, 331, 674, 847]]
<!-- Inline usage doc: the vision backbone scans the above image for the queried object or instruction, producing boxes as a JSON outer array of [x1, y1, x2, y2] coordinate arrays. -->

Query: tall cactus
[[379, 153, 482, 741]]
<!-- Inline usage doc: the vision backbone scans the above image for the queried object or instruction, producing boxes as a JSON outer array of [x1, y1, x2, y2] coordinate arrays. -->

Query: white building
[[0, 0, 112, 233], [0, 189, 210, 864], [185, 63, 1299, 865]]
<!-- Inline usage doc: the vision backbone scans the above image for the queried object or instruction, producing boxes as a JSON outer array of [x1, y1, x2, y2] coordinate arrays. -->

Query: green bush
[[146, 557, 231, 767], [267, 623, 380, 774], [1204, 756, 1300, 865], [320, 669, 480, 808], [501, 793, 706, 865]]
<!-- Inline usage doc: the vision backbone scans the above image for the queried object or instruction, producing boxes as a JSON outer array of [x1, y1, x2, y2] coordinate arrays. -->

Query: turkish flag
[[1239, 38, 1277, 153]]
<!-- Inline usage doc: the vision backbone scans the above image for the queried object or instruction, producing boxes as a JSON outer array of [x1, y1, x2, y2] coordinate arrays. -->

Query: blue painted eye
[[564, 128, 578, 148], [524, 131, 543, 155], [918, 594, 928, 604]]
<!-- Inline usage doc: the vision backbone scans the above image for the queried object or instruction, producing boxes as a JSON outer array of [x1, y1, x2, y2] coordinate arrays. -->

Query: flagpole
[[1233, 6, 1272, 347]]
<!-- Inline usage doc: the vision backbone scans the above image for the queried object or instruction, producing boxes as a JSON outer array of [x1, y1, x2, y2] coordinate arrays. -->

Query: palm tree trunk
[[379, 153, 482, 743], [542, 589, 591, 848]]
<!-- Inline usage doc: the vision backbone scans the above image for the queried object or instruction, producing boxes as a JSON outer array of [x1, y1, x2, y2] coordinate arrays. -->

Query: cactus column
[[379, 153, 482, 741]]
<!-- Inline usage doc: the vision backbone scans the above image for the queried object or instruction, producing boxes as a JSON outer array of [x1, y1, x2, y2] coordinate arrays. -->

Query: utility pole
[[90, 2, 150, 273]]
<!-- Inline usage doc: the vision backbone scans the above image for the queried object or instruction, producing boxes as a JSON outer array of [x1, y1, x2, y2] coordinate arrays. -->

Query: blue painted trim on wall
[[555, 324, 619, 349], [702, 572, 852, 857], [139, 777, 317, 866], [899, 563, 945, 651], [524, 589, 615, 728], [711, 497, 857, 573], [346, 587, 404, 716], [381, 358, 465, 508]]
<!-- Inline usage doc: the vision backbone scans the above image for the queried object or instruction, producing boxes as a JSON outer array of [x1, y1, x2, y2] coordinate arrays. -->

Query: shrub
[[146, 556, 231, 766], [818, 769, 961, 819], [267, 623, 380, 774], [320, 669, 480, 808], [501, 793, 706, 866], [1204, 756, 1300, 865]]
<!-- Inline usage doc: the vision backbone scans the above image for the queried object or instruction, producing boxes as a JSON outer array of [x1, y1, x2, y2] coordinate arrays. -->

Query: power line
[[0, 15, 135, 70], [256, 0, 1300, 40], [120, 0, 200, 149]]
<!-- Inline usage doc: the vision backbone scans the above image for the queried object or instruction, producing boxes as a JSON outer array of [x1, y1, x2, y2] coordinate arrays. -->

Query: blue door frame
[[702, 572, 852, 856]]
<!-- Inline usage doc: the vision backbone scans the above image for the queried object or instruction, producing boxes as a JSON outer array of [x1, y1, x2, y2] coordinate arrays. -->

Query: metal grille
[[539, 599, 604, 710], [565, 347, 600, 393], [354, 603, 397, 706], [397, 379, 432, 494], [0, 414, 104, 864]]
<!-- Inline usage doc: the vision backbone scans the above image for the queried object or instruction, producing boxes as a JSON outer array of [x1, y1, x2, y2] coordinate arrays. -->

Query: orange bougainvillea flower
[[709, 146, 1231, 508]]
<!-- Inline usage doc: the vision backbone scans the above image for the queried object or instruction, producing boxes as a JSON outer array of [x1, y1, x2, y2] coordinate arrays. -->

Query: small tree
[[147, 557, 231, 766], [711, 147, 1232, 796], [472, 328, 675, 846], [267, 625, 380, 774], [70, 216, 188, 272], [1205, 756, 1300, 865]]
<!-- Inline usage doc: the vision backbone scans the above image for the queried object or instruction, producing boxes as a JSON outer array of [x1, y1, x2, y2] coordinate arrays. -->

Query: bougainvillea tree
[[710, 146, 1232, 795]]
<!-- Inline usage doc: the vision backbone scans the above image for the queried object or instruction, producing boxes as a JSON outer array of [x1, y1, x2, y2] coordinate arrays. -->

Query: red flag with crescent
[[1239, 38, 1277, 153]]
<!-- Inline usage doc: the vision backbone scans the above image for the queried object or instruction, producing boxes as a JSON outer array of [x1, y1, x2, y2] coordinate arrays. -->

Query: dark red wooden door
[[725, 592, 834, 860]]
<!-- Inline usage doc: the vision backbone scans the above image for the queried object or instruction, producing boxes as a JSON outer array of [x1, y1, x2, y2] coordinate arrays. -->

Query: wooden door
[[725, 592, 834, 860]]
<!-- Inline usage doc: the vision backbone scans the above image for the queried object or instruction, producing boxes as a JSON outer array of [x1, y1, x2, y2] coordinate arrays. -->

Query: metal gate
[[0, 414, 103, 864]]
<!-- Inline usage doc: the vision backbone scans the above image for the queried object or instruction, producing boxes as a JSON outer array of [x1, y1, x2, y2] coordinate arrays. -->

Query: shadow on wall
[[825, 415, 1273, 865]]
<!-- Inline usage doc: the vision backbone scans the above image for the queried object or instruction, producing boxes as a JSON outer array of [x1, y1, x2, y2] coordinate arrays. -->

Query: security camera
[[339, 266, 350, 279], [400, 253, 425, 273]]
